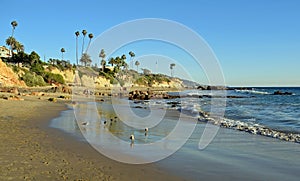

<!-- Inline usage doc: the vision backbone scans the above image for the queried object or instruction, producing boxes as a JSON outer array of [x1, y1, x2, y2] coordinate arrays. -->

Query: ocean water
[[50, 87, 300, 180], [183, 87, 300, 134]]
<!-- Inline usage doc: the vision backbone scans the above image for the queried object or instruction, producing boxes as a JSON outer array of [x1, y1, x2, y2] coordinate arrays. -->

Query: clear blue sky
[[1, 0, 299, 86]]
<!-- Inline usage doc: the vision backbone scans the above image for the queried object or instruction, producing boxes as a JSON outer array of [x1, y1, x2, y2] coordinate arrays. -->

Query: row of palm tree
[[6, 37, 24, 53], [98, 49, 138, 73], [5, 21, 173, 78], [75, 30, 94, 66], [108, 55, 127, 70]]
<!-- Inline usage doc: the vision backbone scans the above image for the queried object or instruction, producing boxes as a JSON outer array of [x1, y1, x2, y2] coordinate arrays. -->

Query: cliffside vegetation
[[1, 20, 181, 88]]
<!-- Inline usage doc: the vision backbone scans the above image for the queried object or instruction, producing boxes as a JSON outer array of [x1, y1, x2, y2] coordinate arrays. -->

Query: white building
[[0, 46, 11, 58]]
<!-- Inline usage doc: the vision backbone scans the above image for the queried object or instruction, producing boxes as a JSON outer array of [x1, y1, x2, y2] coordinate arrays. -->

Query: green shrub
[[134, 77, 148, 86], [44, 72, 65, 84], [21, 72, 46, 87], [11, 65, 19, 73], [110, 78, 119, 84], [99, 71, 112, 80], [30, 63, 45, 75]]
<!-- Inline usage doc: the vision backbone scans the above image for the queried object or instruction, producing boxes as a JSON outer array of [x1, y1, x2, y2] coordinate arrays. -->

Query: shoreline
[[0, 94, 184, 180]]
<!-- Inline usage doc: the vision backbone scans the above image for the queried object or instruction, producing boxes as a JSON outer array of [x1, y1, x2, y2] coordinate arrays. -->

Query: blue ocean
[[184, 87, 300, 134]]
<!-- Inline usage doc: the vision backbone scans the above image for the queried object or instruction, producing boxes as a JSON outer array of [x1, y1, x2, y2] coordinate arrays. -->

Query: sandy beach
[[0, 93, 184, 181]]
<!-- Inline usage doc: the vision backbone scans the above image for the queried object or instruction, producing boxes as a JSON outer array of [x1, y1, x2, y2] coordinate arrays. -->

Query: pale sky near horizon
[[1, 0, 299, 86]]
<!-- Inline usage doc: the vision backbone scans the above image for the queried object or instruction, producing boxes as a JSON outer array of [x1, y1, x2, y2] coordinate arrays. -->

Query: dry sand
[[0, 93, 184, 181]]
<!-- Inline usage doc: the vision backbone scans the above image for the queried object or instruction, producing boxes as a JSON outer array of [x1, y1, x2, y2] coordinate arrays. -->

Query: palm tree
[[6, 37, 16, 49], [80, 53, 92, 67], [101, 59, 106, 72], [121, 54, 126, 62], [86, 33, 94, 53], [61, 48, 65, 61], [170, 63, 176, 77], [121, 56, 127, 70], [81, 30, 87, 56], [48, 58, 55, 65], [6, 36, 17, 56], [99, 49, 106, 71], [108, 57, 115, 67], [129, 51, 135, 69], [75, 31, 80, 65], [15, 41, 24, 53], [11, 20, 18, 37], [115, 56, 121, 68], [135, 60, 140, 72]]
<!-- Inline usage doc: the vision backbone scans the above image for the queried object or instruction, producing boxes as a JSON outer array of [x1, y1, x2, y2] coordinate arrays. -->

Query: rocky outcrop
[[273, 91, 293, 95], [46, 66, 75, 84], [51, 86, 72, 94], [129, 90, 151, 100], [197, 85, 230, 90], [0, 59, 26, 87]]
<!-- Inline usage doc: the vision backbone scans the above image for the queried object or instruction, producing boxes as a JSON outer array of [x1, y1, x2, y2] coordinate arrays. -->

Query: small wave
[[197, 115, 300, 143], [235, 89, 270, 95], [178, 104, 201, 116]]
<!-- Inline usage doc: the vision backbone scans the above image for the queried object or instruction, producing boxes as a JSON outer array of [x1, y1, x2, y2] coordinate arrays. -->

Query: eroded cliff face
[[0, 60, 185, 89], [0, 59, 26, 87], [46, 66, 75, 84]]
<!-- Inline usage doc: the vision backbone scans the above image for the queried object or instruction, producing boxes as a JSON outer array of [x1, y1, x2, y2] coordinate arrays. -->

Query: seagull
[[144, 127, 149, 132], [130, 134, 135, 143], [82, 122, 89, 126]]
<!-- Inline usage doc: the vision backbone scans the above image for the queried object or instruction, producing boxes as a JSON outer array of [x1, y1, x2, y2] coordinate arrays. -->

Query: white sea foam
[[235, 89, 270, 95]]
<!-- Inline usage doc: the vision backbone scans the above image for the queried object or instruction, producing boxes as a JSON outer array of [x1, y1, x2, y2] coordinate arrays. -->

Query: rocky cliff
[[0, 59, 26, 87]]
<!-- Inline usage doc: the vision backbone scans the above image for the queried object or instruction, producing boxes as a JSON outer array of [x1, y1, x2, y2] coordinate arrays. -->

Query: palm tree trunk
[[81, 37, 85, 56], [86, 39, 91, 53], [11, 28, 15, 38], [76, 37, 78, 65]]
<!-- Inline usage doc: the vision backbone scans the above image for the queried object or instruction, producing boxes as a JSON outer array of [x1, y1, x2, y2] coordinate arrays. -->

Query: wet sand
[[159, 123, 300, 181], [0, 94, 184, 180]]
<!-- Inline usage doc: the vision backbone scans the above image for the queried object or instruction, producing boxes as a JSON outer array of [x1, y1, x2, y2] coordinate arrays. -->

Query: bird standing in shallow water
[[130, 134, 135, 143], [82, 122, 89, 126]]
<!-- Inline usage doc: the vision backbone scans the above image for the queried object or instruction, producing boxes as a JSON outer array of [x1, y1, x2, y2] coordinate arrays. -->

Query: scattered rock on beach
[[48, 98, 57, 102], [0, 87, 19, 94], [11, 87, 19, 94], [31, 92, 45, 96], [52, 86, 72, 94], [58, 95, 70, 99], [129, 90, 151, 100], [3, 95, 24, 101]]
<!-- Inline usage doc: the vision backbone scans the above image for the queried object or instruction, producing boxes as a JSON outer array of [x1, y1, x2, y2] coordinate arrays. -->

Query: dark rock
[[273, 91, 293, 95], [226, 95, 247, 98], [197, 86, 206, 90], [129, 90, 153, 100]]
